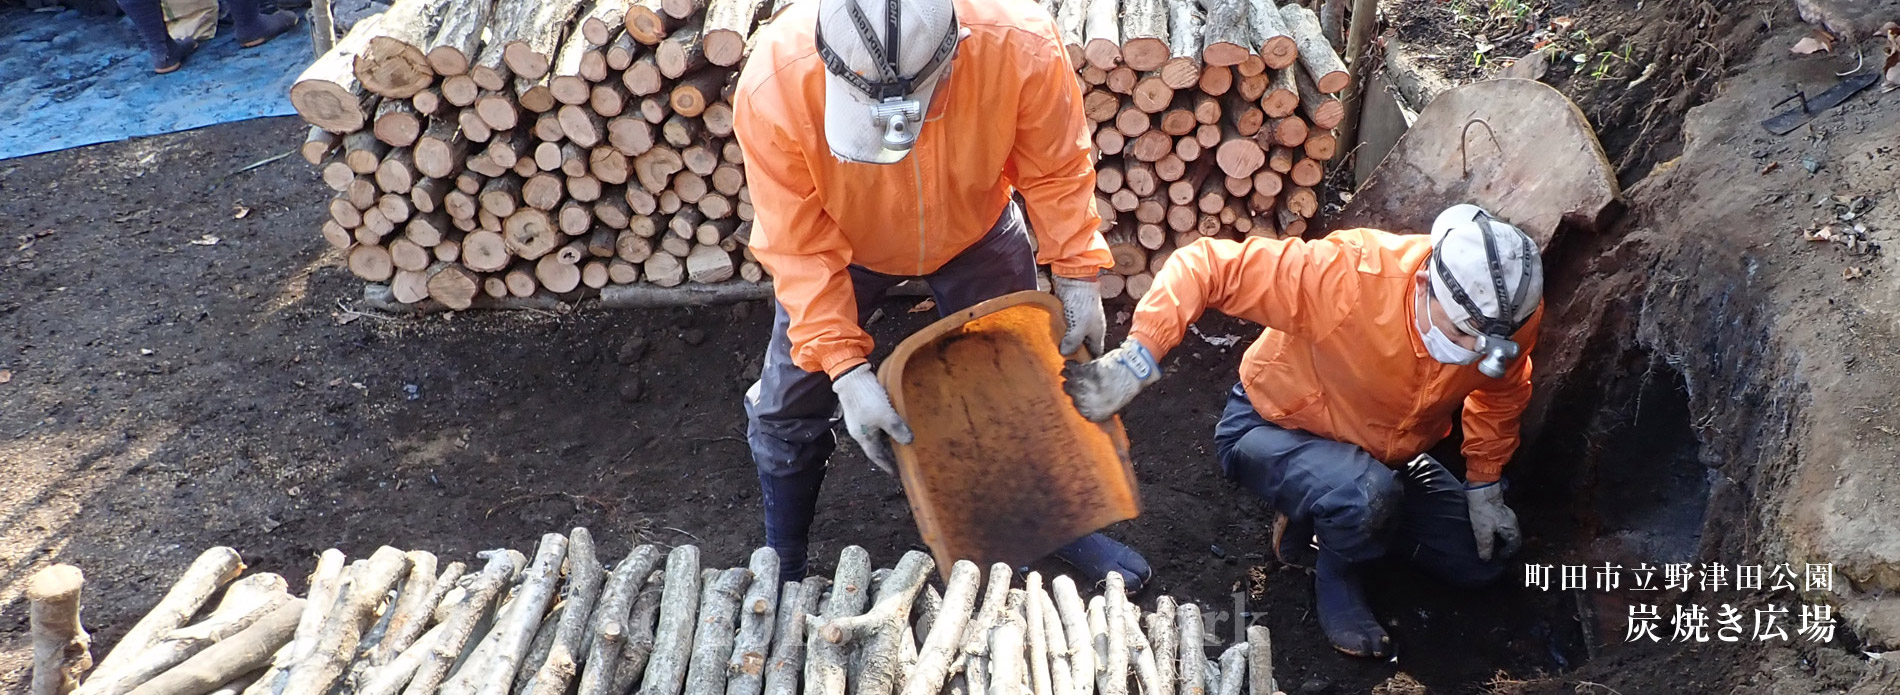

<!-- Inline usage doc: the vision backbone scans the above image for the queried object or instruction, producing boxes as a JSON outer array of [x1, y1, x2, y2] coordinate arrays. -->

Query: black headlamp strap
[[1432, 211, 1533, 337], [814, 1, 959, 101]]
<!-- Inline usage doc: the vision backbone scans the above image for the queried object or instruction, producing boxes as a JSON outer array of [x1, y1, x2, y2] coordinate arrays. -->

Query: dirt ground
[[3, 0, 1899, 693]]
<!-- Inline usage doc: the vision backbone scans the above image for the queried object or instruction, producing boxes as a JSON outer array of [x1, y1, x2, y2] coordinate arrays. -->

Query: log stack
[[292, 0, 1350, 307], [42, 536, 1285, 695]]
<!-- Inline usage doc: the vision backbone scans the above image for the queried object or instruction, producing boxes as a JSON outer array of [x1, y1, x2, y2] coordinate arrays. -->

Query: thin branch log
[[725, 548, 782, 695], [125, 600, 305, 695], [638, 545, 704, 695], [28, 565, 90, 695], [83, 548, 245, 695]]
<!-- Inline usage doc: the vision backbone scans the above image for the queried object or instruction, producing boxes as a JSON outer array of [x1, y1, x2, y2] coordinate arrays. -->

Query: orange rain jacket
[[733, 0, 1113, 378], [1128, 230, 1542, 483]]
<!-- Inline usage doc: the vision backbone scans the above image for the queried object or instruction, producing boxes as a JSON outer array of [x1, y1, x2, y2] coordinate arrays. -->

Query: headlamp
[[871, 97, 923, 150]]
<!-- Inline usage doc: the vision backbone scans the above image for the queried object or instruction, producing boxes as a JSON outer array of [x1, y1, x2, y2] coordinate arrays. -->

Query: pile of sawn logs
[[289, 0, 1350, 307], [31, 531, 1283, 695]]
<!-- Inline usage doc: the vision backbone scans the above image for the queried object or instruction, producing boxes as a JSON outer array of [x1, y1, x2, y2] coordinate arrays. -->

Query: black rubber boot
[[1051, 532, 1153, 593], [117, 0, 198, 73], [228, 0, 300, 48], [1315, 547, 1389, 658]]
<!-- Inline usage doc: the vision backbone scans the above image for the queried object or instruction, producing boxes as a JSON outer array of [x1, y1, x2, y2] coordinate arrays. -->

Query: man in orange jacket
[[733, 0, 1151, 587], [1064, 205, 1541, 658]]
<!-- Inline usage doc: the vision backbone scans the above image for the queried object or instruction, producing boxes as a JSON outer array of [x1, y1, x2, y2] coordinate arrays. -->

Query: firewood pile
[[290, 0, 1350, 308], [29, 532, 1284, 695]]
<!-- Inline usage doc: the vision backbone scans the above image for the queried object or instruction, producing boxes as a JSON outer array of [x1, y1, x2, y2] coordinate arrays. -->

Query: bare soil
[[3, 0, 1899, 693]]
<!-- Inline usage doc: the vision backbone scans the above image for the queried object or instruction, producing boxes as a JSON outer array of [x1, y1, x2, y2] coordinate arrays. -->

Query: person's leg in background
[[225, 0, 299, 48], [926, 200, 1153, 590], [745, 268, 903, 584], [116, 0, 197, 73], [1212, 383, 1404, 658]]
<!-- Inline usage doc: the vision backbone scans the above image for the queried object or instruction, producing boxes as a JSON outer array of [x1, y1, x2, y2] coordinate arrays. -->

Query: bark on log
[[355, 0, 458, 98], [125, 600, 305, 695], [900, 561, 978, 695], [550, 27, 598, 105], [638, 545, 703, 695], [426, 0, 494, 75], [1261, 68, 1298, 117], [625, 0, 679, 45], [345, 130, 389, 173], [762, 577, 827, 695], [1055, 0, 1088, 65], [668, 69, 724, 117], [424, 264, 482, 308], [657, 21, 708, 78], [28, 566, 90, 695], [819, 551, 932, 695], [1099, 574, 1129, 695], [293, 14, 388, 132], [702, 0, 768, 66], [1146, 598, 1176, 695], [283, 547, 412, 695], [83, 548, 245, 695], [1245, 627, 1273, 695], [1215, 644, 1246, 695], [525, 529, 606, 695], [1050, 577, 1093, 695], [682, 567, 752, 695], [463, 534, 569, 695], [499, 0, 588, 81], [1082, 0, 1119, 70], [1119, 0, 1166, 71], [1244, 0, 1296, 69], [1198, 0, 1247, 66], [724, 548, 781, 695], [1176, 604, 1203, 695], [1293, 67, 1344, 128], [1120, 609, 1161, 695], [1267, 116, 1306, 147], [583, 0, 636, 45], [578, 546, 663, 695], [1278, 4, 1349, 92], [1161, 0, 1202, 89], [374, 99, 423, 146]]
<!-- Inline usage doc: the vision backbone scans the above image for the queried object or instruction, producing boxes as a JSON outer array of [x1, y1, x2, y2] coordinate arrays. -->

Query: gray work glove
[[1052, 275, 1107, 357], [1061, 338, 1163, 422], [833, 364, 913, 475], [1464, 481, 1521, 561]]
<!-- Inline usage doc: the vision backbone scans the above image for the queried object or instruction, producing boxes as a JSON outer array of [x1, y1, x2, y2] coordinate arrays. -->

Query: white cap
[[817, 0, 957, 164], [1427, 204, 1543, 336]]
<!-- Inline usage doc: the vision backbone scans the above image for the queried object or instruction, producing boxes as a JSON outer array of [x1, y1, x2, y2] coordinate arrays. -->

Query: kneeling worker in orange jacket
[[1064, 205, 1542, 658], [733, 0, 1151, 587]]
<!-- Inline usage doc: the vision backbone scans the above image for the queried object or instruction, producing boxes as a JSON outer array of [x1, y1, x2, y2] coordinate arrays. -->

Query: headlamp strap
[[814, 0, 958, 102], [1432, 210, 1534, 337]]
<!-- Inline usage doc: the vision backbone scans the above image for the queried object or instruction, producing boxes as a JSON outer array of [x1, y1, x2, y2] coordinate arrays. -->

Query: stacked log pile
[[1069, 0, 1348, 300], [31, 535, 1286, 695], [291, 0, 1349, 307]]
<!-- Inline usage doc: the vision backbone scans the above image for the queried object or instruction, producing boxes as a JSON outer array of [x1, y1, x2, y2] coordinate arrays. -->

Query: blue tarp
[[0, 6, 308, 161]]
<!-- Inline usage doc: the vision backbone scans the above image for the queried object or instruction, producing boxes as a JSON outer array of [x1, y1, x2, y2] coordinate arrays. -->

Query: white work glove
[[1052, 275, 1107, 357], [1061, 338, 1162, 422], [832, 364, 913, 475], [1464, 481, 1521, 561]]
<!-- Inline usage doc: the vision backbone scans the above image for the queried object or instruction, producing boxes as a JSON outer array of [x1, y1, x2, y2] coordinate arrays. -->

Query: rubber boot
[[1315, 547, 1389, 658], [1051, 532, 1153, 592], [228, 0, 300, 48], [117, 0, 197, 73], [1271, 512, 1317, 571]]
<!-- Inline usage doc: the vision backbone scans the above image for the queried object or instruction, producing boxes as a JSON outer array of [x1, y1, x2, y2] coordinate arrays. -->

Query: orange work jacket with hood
[[732, 0, 1113, 378], [1128, 230, 1542, 483]]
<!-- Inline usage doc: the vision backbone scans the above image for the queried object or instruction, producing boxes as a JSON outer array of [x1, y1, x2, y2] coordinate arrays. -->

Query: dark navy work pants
[[744, 202, 1036, 580], [1211, 383, 1503, 587]]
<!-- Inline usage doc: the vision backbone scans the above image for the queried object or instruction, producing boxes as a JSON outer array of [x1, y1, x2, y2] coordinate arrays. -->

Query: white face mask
[[1417, 284, 1481, 365]]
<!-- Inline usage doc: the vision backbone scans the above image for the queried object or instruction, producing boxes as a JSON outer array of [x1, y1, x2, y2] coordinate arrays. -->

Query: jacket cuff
[[820, 354, 870, 380], [1127, 330, 1174, 361], [1051, 262, 1106, 280], [1465, 461, 1503, 485]]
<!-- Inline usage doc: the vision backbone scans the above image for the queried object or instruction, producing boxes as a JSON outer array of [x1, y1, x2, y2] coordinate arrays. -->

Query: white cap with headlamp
[[815, 0, 960, 164], [1423, 203, 1544, 378]]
